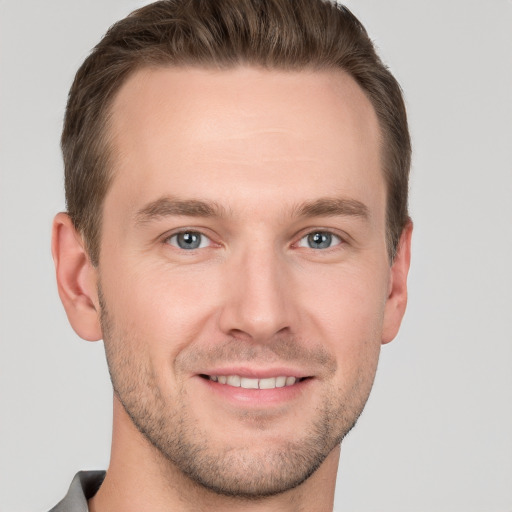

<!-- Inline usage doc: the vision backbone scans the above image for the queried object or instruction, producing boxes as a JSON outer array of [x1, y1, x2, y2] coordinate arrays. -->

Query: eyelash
[[163, 228, 345, 252], [296, 231, 343, 250], [165, 230, 213, 250]]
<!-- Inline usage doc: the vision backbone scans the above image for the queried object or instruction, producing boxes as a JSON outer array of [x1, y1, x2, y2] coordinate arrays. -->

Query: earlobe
[[381, 220, 413, 344], [51, 213, 102, 341]]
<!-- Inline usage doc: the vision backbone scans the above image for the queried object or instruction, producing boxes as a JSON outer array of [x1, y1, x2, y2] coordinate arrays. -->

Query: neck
[[89, 396, 340, 512]]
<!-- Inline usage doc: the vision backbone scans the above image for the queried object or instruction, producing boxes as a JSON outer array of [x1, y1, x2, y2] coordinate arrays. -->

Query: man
[[50, 0, 412, 510]]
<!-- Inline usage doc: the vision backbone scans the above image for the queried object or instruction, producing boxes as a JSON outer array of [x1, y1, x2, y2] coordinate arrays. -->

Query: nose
[[217, 245, 295, 342]]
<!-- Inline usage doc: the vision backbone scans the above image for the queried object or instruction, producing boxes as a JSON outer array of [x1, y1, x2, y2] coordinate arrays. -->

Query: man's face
[[96, 66, 403, 497]]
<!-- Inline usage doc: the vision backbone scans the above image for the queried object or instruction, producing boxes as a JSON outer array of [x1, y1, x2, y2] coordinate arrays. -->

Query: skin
[[52, 66, 412, 512]]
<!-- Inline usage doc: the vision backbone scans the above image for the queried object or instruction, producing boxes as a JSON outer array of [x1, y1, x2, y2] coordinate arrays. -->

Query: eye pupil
[[308, 232, 332, 249], [177, 232, 201, 249]]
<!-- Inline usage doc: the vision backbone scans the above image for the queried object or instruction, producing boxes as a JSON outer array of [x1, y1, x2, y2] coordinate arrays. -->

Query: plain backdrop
[[1, 1, 511, 511]]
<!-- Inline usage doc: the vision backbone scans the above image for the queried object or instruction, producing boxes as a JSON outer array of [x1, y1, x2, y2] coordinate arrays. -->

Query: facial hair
[[99, 287, 378, 499]]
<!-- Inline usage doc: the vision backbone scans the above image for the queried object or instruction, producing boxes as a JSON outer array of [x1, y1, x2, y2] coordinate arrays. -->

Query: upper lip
[[197, 366, 312, 379]]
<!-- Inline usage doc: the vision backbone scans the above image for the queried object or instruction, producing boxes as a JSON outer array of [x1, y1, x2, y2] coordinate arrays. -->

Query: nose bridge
[[218, 240, 293, 341]]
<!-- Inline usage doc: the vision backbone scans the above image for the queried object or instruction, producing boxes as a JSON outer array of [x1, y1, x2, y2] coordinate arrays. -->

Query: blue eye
[[298, 231, 341, 249], [167, 231, 210, 250]]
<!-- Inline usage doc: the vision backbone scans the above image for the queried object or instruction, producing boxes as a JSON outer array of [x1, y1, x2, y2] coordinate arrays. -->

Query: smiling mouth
[[200, 374, 309, 390]]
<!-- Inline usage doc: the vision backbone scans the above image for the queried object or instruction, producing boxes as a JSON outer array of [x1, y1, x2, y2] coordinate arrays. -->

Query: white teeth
[[209, 375, 300, 389], [227, 375, 241, 387], [258, 377, 276, 389], [275, 376, 286, 388], [240, 377, 259, 389]]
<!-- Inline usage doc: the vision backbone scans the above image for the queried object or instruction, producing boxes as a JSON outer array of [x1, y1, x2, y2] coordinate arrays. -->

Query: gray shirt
[[49, 471, 105, 512]]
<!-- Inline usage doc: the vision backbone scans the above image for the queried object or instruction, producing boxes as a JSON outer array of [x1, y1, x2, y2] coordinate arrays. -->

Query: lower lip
[[197, 376, 312, 407]]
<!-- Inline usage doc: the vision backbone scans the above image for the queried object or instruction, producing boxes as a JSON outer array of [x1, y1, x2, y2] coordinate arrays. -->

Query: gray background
[[1, 1, 511, 511]]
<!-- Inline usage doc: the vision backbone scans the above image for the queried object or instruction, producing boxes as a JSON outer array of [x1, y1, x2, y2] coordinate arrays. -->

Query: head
[[53, 0, 412, 501], [62, 0, 410, 266]]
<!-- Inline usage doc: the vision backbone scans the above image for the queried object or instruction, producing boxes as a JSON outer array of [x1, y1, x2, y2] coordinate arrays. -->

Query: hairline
[[89, 62, 397, 265]]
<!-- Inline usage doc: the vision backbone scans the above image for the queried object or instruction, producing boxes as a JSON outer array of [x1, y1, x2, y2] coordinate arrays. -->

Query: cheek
[[100, 259, 221, 352], [298, 263, 389, 368]]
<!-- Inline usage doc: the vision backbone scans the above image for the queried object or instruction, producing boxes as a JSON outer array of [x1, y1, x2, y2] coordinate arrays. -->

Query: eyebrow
[[134, 197, 226, 225], [294, 197, 369, 220], [134, 195, 369, 225]]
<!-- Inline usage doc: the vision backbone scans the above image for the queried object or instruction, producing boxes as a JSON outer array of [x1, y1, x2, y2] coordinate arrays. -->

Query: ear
[[51, 213, 102, 341], [381, 220, 413, 344]]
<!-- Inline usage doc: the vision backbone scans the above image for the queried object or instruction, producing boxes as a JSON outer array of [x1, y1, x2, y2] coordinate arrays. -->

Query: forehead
[[106, 66, 383, 217]]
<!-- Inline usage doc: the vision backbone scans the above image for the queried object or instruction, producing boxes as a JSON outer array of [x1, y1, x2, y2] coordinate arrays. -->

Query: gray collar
[[49, 471, 106, 512]]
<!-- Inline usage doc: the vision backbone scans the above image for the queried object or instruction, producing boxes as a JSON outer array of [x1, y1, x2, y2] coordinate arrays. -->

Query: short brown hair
[[62, 0, 411, 265]]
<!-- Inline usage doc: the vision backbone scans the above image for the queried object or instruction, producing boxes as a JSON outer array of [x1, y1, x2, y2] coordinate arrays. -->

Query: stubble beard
[[99, 291, 377, 499]]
